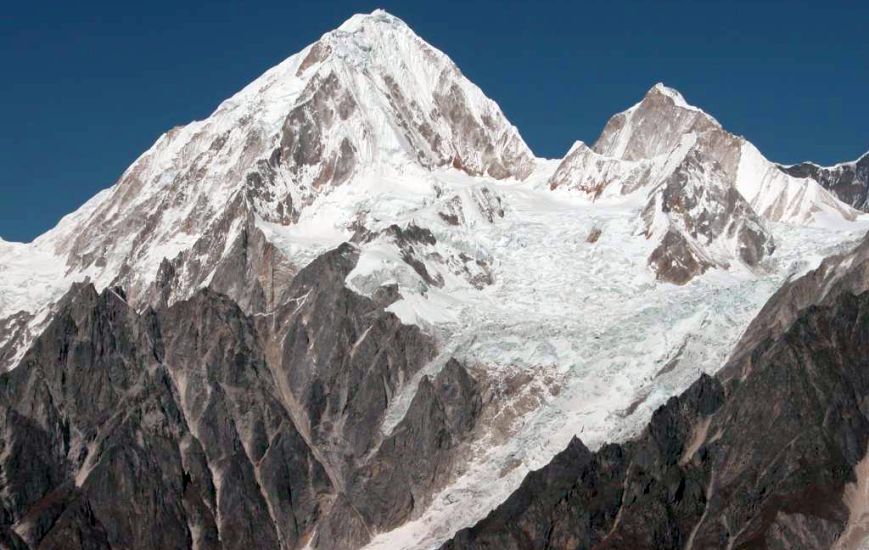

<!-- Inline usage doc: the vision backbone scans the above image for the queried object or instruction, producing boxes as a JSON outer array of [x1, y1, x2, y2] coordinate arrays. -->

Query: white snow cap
[[337, 9, 405, 32]]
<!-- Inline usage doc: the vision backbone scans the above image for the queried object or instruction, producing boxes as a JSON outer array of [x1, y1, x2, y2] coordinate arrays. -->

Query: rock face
[[724, 229, 869, 382], [315, 358, 483, 549], [592, 85, 727, 162], [0, 312, 33, 376], [263, 244, 439, 481], [779, 152, 869, 212], [0, 282, 333, 549], [642, 144, 774, 284], [0, 241, 479, 549], [443, 232, 869, 550]]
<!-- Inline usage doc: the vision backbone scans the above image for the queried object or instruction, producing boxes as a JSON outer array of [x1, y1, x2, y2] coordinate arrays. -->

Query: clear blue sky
[[2, 0, 867, 242]]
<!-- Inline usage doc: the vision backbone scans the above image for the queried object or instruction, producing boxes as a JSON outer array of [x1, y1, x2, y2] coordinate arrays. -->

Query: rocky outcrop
[[0, 311, 33, 373], [643, 146, 774, 284], [207, 217, 298, 313], [345, 220, 496, 300], [444, 233, 869, 550], [431, 81, 534, 180], [647, 229, 713, 285], [437, 185, 507, 226], [0, 282, 334, 549], [261, 243, 439, 483], [723, 230, 869, 381], [547, 141, 654, 196], [316, 359, 483, 549], [0, 241, 453, 550], [2, 218, 496, 549], [779, 152, 869, 212], [141, 206, 298, 315], [278, 71, 359, 190], [592, 84, 726, 162]]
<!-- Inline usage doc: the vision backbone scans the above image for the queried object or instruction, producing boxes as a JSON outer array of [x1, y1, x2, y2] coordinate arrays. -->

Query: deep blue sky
[[2, 1, 867, 242]]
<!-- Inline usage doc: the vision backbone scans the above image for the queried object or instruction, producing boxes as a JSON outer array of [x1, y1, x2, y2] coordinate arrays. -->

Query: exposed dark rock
[[440, 211, 461, 225], [593, 85, 729, 164], [432, 80, 534, 180], [381, 223, 438, 247], [0, 524, 29, 549], [0, 311, 33, 373], [316, 359, 483, 549], [138, 205, 298, 316], [723, 230, 869, 381], [264, 243, 438, 483], [0, 244, 448, 548], [0, 275, 335, 548], [245, 157, 299, 225], [208, 218, 297, 313], [474, 187, 506, 222], [367, 224, 446, 288], [297, 41, 331, 76], [644, 147, 774, 285], [363, 222, 493, 292], [779, 152, 869, 211], [144, 257, 176, 310], [279, 72, 359, 190], [648, 229, 713, 285], [553, 86, 775, 285]]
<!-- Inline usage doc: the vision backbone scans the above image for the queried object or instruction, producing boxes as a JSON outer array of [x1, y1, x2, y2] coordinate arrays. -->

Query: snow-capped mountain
[[1, 10, 869, 550], [0, 9, 533, 369], [548, 83, 857, 283], [2, 9, 533, 306]]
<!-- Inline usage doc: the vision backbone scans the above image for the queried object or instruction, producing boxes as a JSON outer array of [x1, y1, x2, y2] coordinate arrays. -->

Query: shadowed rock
[[316, 359, 483, 549], [779, 152, 869, 212], [264, 243, 439, 482], [0, 281, 332, 549]]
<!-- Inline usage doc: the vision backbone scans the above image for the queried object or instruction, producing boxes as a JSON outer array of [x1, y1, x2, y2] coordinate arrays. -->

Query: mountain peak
[[0, 7, 536, 329], [592, 82, 721, 161], [336, 9, 407, 33], [646, 82, 693, 109]]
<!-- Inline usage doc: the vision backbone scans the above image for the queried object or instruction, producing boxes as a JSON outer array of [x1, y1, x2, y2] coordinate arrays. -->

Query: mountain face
[[2, 9, 869, 550], [547, 84, 855, 284], [0, 9, 534, 369], [779, 153, 869, 212], [0, 245, 446, 549], [0, 283, 333, 550]]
